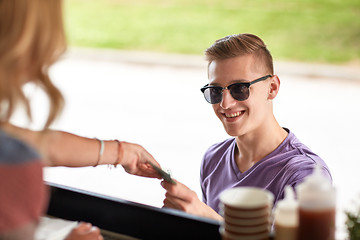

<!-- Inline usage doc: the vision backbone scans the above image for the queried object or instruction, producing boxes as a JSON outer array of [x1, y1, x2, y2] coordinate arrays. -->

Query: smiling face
[[208, 54, 275, 137]]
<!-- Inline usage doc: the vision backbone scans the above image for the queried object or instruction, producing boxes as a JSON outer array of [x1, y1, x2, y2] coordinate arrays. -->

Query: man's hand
[[161, 180, 223, 221]]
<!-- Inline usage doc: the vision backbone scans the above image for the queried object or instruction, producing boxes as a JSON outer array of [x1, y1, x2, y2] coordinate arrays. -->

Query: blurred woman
[[0, 0, 159, 239]]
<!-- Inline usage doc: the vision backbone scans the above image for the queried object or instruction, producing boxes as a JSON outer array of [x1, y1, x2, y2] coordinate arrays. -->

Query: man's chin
[[223, 126, 242, 137]]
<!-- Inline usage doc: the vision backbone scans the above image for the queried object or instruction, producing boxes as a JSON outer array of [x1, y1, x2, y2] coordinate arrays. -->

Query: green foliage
[[64, 0, 360, 64], [346, 208, 360, 240]]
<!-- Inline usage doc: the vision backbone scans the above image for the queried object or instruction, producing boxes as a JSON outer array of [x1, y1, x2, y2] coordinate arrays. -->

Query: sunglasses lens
[[229, 84, 249, 101], [202, 83, 250, 104], [204, 87, 222, 104]]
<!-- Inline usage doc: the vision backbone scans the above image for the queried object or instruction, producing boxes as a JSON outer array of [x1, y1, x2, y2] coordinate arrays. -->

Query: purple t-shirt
[[200, 129, 332, 213]]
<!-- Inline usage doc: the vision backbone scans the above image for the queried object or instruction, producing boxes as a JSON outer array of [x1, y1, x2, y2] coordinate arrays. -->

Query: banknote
[[148, 162, 176, 184]]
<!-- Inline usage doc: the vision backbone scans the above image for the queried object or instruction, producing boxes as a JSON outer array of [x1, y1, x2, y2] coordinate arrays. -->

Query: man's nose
[[220, 89, 237, 109]]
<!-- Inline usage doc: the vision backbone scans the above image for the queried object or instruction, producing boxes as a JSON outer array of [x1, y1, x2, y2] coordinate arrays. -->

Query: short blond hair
[[0, 0, 66, 129], [205, 33, 274, 75]]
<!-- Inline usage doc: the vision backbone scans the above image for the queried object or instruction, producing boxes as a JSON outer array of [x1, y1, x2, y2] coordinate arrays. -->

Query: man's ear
[[268, 75, 280, 100]]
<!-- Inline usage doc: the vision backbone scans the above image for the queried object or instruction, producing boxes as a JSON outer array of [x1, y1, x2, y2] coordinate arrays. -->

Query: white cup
[[219, 187, 274, 240]]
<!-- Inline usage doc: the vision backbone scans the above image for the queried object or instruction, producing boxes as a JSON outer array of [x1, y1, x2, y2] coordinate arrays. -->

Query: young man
[[161, 33, 332, 220]]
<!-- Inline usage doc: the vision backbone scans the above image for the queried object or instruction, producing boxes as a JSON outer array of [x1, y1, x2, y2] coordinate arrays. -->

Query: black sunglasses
[[200, 75, 272, 104]]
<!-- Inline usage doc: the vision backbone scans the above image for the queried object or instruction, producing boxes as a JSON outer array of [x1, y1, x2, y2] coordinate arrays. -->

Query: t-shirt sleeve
[[200, 152, 208, 204], [278, 156, 333, 201]]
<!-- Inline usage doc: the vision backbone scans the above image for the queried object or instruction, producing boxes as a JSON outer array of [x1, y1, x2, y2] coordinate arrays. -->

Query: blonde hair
[[0, 0, 66, 129], [205, 33, 274, 75]]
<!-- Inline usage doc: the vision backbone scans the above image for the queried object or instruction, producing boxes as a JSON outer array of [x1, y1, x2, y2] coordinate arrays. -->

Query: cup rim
[[223, 221, 270, 234], [224, 215, 270, 226], [219, 187, 274, 209], [221, 204, 271, 219], [219, 226, 270, 240]]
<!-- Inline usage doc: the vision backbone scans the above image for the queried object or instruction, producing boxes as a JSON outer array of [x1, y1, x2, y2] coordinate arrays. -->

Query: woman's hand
[[117, 141, 161, 179], [65, 222, 103, 240]]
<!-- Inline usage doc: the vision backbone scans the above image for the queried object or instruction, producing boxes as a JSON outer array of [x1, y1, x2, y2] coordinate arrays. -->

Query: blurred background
[[11, 0, 360, 238], [64, 0, 359, 64]]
